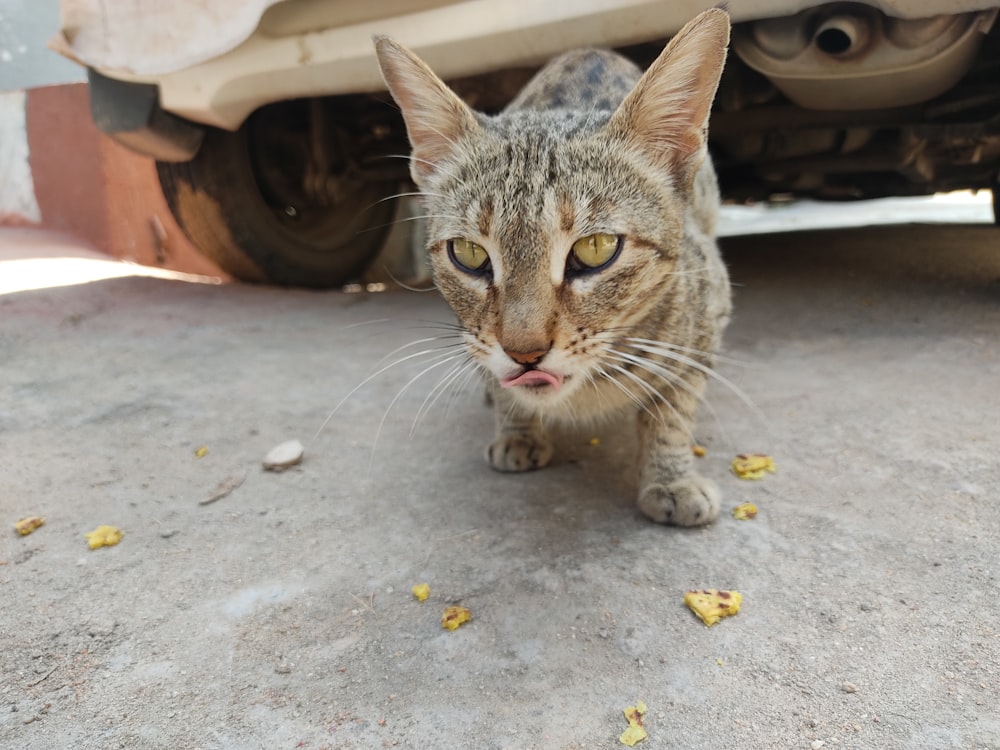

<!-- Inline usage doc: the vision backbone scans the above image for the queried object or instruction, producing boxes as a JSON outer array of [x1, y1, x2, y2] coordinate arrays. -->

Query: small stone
[[263, 440, 304, 471], [811, 741, 825, 750], [840, 682, 858, 694]]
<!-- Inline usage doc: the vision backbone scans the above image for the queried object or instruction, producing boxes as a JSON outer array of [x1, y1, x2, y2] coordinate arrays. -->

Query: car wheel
[[156, 102, 397, 287]]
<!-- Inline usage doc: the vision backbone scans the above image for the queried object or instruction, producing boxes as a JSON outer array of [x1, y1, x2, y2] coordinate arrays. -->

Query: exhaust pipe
[[731, 5, 998, 110], [813, 14, 871, 57]]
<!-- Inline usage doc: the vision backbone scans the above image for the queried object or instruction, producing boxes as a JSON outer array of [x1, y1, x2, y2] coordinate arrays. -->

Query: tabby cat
[[374, 9, 732, 526]]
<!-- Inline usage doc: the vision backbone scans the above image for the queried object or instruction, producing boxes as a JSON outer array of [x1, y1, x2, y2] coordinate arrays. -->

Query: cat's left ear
[[374, 36, 480, 186], [607, 8, 730, 188]]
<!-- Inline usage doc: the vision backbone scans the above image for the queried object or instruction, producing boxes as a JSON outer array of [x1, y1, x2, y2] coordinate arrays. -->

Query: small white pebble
[[263, 439, 304, 471], [811, 741, 825, 750], [840, 682, 858, 694]]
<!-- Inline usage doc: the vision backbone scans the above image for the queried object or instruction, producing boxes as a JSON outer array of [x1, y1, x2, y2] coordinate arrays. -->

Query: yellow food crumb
[[619, 701, 648, 746], [412, 583, 430, 602], [732, 502, 758, 520], [731, 453, 775, 479], [84, 525, 123, 550], [441, 605, 471, 631], [684, 589, 743, 627], [589, 437, 600, 446], [14, 517, 45, 536], [692, 444, 707, 457], [195, 446, 208, 458]]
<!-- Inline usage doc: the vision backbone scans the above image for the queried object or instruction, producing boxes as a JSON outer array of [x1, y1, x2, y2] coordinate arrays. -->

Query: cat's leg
[[485, 386, 553, 472], [636, 382, 719, 526]]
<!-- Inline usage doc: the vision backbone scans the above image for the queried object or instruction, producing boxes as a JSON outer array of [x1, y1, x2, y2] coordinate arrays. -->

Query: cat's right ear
[[374, 36, 479, 185], [606, 8, 730, 189]]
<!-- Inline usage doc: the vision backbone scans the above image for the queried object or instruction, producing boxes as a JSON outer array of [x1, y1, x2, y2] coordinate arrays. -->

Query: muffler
[[731, 3, 998, 110]]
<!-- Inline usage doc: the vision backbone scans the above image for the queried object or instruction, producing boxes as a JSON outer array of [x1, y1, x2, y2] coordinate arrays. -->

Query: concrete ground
[[1, 218, 998, 750]]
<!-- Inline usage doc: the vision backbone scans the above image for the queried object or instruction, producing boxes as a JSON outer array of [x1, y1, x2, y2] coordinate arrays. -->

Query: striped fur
[[375, 9, 732, 525]]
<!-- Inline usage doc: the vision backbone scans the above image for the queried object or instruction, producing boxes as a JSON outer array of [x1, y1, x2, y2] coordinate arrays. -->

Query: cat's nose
[[504, 347, 550, 366]]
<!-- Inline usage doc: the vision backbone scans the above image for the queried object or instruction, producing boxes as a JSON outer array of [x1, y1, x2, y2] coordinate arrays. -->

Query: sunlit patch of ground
[[0, 229, 222, 295], [718, 189, 993, 236]]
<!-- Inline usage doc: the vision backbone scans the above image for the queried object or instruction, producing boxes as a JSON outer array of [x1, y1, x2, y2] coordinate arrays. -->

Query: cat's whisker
[[338, 317, 399, 331], [443, 359, 482, 410], [399, 318, 468, 334], [338, 318, 464, 335], [594, 366, 662, 427], [410, 355, 476, 435], [603, 361, 694, 441], [661, 264, 718, 279], [604, 360, 674, 409], [372, 335, 464, 371], [604, 349, 705, 405], [379, 153, 462, 183], [624, 335, 757, 368], [494, 392, 529, 434], [382, 268, 438, 293], [339, 319, 466, 345], [604, 348, 726, 444], [355, 212, 465, 237], [368, 350, 469, 474], [382, 189, 446, 202], [390, 213, 465, 224], [622, 339, 766, 423], [445, 361, 486, 418], [363, 189, 447, 215], [623, 338, 747, 391], [312, 344, 463, 442], [581, 370, 609, 415]]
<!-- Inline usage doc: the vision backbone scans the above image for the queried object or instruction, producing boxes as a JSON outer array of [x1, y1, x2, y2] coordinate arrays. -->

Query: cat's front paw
[[638, 476, 720, 526], [486, 434, 553, 472]]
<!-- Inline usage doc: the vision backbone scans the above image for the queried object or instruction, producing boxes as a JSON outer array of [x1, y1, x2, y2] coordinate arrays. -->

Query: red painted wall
[[13, 82, 229, 280]]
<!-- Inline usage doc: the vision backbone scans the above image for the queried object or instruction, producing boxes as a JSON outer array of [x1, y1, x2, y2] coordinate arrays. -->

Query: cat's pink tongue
[[500, 370, 563, 391]]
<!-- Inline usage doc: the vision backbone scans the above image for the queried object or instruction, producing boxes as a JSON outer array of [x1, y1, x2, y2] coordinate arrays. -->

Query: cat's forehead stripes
[[476, 196, 494, 238], [558, 195, 575, 233]]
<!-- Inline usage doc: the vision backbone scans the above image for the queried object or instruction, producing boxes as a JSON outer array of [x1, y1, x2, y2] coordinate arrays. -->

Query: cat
[[374, 9, 732, 526]]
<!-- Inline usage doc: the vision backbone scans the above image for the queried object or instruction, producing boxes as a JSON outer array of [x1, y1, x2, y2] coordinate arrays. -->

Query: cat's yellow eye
[[448, 238, 491, 274], [569, 233, 621, 271]]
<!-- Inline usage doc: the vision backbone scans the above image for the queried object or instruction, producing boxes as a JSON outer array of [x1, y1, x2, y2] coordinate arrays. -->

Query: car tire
[[156, 114, 396, 287]]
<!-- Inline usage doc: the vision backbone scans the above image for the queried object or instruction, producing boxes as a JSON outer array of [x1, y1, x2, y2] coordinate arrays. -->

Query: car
[[53, 0, 1000, 287]]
